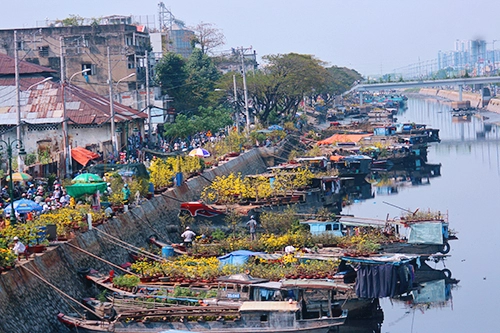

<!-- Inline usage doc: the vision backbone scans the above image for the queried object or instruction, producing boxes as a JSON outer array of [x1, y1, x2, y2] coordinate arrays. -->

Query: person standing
[[12, 236, 26, 261], [181, 226, 196, 248], [122, 184, 131, 205], [246, 215, 257, 241]]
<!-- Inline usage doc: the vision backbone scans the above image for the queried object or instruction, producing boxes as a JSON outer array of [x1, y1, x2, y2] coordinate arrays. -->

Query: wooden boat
[[58, 300, 347, 333]]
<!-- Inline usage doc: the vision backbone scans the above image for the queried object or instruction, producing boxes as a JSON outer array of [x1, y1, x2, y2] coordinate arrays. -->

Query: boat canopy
[[407, 222, 444, 245], [239, 301, 299, 312]]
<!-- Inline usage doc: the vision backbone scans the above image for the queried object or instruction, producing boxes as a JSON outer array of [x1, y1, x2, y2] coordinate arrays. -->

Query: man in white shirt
[[181, 227, 196, 248], [12, 236, 26, 260]]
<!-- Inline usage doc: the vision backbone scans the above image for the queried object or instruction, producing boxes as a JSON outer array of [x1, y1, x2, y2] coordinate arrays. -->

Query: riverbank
[[0, 148, 269, 333], [408, 89, 500, 125]]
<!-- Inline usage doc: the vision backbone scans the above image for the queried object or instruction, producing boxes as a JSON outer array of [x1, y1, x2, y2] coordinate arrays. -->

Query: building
[[0, 53, 146, 177], [0, 18, 149, 97], [150, 25, 195, 61]]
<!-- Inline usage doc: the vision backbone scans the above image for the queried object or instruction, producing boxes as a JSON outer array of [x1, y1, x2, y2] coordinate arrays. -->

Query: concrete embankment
[[418, 87, 500, 115], [0, 148, 268, 333]]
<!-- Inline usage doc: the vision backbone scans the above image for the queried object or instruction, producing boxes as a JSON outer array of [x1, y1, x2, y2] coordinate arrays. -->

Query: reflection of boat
[[58, 299, 348, 333]]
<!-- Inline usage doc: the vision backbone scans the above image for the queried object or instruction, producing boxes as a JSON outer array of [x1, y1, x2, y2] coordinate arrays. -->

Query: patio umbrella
[[4, 198, 42, 215], [268, 125, 284, 131], [5, 172, 32, 182], [65, 182, 107, 198], [188, 148, 211, 158], [72, 173, 103, 183]]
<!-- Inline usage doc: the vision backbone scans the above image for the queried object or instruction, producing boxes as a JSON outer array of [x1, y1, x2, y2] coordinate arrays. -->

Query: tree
[[154, 53, 188, 111], [318, 66, 363, 105], [185, 49, 222, 110], [193, 106, 233, 133], [190, 22, 225, 55], [245, 53, 329, 124], [162, 114, 197, 141]]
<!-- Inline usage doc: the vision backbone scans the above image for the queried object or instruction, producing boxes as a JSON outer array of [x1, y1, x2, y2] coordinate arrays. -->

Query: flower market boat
[[58, 299, 347, 333]]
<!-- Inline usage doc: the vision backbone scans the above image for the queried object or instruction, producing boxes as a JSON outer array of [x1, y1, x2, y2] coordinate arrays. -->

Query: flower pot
[[29, 245, 46, 254]]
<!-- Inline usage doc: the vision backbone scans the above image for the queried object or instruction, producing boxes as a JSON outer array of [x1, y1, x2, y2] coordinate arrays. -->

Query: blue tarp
[[218, 250, 266, 267], [218, 250, 282, 267]]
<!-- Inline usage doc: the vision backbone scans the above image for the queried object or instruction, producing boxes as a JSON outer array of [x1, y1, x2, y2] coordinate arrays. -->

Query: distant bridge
[[346, 76, 500, 104]]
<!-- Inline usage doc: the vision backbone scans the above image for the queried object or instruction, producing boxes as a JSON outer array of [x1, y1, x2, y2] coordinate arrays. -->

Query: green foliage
[[244, 53, 330, 124], [154, 49, 221, 114], [57, 15, 84, 26], [24, 153, 37, 166], [163, 114, 197, 140], [260, 207, 300, 234], [211, 229, 226, 241], [113, 274, 140, 288]]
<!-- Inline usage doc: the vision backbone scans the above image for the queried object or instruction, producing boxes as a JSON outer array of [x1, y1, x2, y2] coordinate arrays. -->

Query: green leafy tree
[[184, 49, 222, 111], [163, 114, 197, 141], [154, 52, 188, 111]]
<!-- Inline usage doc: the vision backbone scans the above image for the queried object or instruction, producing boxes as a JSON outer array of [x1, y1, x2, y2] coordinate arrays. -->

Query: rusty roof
[[0, 53, 57, 75], [0, 81, 146, 125]]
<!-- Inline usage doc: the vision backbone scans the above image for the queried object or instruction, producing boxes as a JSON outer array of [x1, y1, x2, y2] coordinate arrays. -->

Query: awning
[[317, 133, 372, 145], [71, 147, 100, 166]]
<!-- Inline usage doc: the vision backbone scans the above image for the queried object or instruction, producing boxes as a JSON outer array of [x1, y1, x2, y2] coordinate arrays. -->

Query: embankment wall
[[0, 148, 268, 333], [418, 88, 482, 108]]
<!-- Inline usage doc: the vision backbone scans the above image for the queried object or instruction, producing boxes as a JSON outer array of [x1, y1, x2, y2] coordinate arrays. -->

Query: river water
[[341, 96, 500, 333]]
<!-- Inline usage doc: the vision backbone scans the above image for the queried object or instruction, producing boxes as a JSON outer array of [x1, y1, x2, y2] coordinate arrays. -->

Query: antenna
[[382, 201, 418, 215]]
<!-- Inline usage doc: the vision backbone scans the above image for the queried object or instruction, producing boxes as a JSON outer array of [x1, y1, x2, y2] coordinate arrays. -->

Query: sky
[[3, 0, 500, 76]]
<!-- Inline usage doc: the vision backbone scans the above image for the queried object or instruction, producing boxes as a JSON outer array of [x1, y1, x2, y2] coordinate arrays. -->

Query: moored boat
[[58, 299, 347, 333]]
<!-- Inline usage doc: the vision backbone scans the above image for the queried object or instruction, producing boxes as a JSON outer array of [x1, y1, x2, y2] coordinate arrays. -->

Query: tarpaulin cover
[[408, 222, 443, 245], [317, 133, 372, 145], [71, 147, 100, 166], [218, 250, 282, 267], [411, 279, 447, 304], [355, 263, 414, 298], [65, 182, 107, 198]]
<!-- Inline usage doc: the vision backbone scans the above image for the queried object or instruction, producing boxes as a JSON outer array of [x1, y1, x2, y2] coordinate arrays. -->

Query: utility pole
[[107, 47, 117, 156], [60, 36, 70, 178], [14, 31, 23, 172], [239, 47, 250, 133], [233, 74, 239, 133], [145, 50, 152, 146]]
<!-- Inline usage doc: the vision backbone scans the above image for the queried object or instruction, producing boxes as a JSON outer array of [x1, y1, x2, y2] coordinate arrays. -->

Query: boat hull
[[58, 312, 347, 333]]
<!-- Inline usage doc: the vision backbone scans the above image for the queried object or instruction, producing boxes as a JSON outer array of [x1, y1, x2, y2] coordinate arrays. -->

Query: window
[[326, 224, 332, 231], [127, 55, 135, 69], [38, 46, 49, 57], [260, 314, 268, 322], [82, 64, 96, 75]]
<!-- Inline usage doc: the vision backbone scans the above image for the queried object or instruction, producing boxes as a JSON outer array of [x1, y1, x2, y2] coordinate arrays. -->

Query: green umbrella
[[72, 173, 103, 183], [5, 172, 33, 182], [65, 182, 107, 198]]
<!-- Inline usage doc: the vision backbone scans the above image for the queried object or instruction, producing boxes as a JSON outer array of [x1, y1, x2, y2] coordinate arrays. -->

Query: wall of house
[[0, 25, 144, 96], [0, 148, 268, 333]]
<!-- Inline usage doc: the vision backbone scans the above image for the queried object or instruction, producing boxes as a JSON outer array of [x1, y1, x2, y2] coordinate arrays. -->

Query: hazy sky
[[3, 0, 500, 76]]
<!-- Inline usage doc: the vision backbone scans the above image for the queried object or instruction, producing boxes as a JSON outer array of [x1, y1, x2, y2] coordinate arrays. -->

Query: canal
[[342, 96, 500, 333]]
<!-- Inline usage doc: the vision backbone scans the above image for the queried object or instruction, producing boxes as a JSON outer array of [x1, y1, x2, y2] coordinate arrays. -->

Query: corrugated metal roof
[[239, 301, 299, 312], [0, 53, 57, 75], [0, 81, 146, 125]]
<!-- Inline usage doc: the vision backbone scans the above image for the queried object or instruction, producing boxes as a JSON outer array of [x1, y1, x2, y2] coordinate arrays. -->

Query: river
[[341, 96, 500, 333]]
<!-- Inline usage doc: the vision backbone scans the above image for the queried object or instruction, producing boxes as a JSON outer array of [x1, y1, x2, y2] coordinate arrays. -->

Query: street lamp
[[0, 138, 26, 226], [26, 77, 53, 92], [62, 69, 90, 178], [16, 77, 53, 173]]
